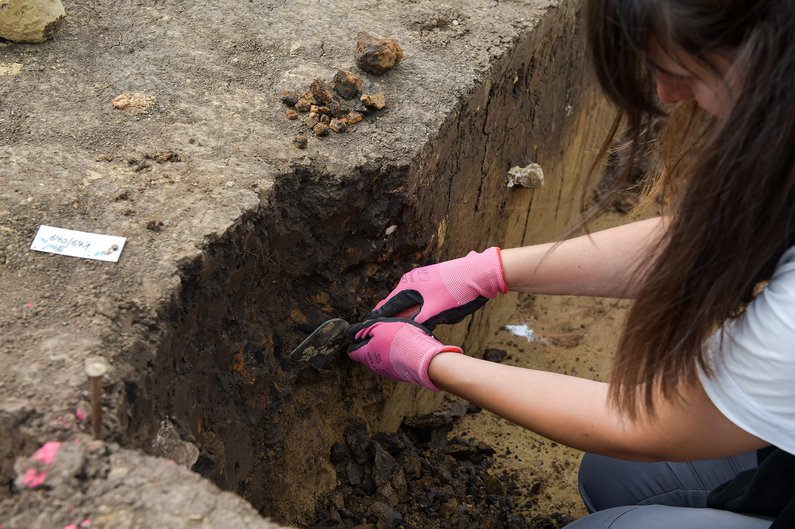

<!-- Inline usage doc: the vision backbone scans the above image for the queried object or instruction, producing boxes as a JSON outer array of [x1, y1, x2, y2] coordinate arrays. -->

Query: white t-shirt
[[699, 246, 795, 455]]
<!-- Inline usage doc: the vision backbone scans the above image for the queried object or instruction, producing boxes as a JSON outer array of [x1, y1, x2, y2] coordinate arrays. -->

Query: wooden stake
[[85, 359, 109, 440]]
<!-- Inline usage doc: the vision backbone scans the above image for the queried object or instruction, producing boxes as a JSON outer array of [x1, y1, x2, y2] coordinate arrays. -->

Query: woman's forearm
[[500, 216, 668, 298], [427, 352, 768, 461]]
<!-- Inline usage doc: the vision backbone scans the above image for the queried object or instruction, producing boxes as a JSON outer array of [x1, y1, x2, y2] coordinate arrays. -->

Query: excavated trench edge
[[109, 3, 603, 527]]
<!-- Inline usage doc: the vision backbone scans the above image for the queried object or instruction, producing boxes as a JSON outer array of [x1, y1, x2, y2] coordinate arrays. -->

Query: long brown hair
[[585, 0, 795, 417]]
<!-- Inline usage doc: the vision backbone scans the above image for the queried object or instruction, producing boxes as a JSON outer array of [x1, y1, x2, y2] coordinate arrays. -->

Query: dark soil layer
[[311, 402, 575, 529]]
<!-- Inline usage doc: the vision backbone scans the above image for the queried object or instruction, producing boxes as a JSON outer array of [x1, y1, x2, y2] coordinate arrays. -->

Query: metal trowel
[[288, 306, 419, 369], [288, 318, 352, 369]]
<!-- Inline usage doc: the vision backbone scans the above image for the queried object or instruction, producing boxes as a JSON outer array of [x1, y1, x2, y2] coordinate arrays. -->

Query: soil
[[0, 0, 626, 527]]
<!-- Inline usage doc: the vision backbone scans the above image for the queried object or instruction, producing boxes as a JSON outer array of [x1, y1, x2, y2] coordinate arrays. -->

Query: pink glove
[[369, 247, 507, 330], [347, 318, 462, 391]]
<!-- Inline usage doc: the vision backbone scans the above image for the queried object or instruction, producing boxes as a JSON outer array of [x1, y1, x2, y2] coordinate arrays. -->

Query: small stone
[[292, 135, 308, 149], [294, 97, 312, 112], [303, 115, 319, 129], [506, 162, 544, 189], [319, 114, 331, 124], [360, 92, 386, 110], [312, 122, 329, 137], [346, 111, 364, 125], [334, 69, 363, 100], [355, 32, 403, 75], [329, 118, 347, 133], [285, 109, 299, 120], [483, 348, 508, 363]]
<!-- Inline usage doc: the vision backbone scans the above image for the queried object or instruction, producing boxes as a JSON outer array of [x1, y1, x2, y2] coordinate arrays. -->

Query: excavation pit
[[0, 1, 613, 527]]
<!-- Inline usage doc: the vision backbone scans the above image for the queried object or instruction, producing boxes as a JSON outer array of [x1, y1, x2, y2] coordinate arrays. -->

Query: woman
[[347, 1, 795, 527]]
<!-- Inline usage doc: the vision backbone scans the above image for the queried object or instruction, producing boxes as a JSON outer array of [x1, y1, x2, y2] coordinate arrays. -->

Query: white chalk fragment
[[505, 323, 537, 342], [507, 163, 544, 189]]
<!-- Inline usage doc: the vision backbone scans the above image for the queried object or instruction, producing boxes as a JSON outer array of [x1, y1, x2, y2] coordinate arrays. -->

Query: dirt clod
[[310, 80, 339, 107], [285, 109, 299, 120], [313, 408, 569, 529], [145, 150, 181, 163], [281, 88, 300, 106], [146, 219, 164, 232], [292, 135, 308, 149], [355, 31, 404, 75], [111, 93, 155, 113]]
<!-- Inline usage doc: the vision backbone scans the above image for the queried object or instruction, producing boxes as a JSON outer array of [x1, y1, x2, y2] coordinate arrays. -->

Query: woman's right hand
[[368, 247, 508, 330], [347, 317, 463, 392]]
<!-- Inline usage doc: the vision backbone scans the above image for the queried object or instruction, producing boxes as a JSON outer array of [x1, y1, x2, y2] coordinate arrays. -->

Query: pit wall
[[118, 2, 613, 527]]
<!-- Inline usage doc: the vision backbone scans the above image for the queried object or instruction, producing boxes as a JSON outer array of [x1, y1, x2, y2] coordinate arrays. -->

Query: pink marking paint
[[75, 408, 86, 421], [64, 525, 78, 529], [32, 441, 62, 466], [21, 468, 47, 488], [80, 520, 92, 527]]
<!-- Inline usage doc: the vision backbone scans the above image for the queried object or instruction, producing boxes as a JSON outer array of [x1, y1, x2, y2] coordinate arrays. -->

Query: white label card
[[30, 225, 126, 262]]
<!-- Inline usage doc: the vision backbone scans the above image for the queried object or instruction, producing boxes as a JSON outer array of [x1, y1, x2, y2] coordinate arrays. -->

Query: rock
[[483, 347, 508, 363], [355, 31, 403, 75], [346, 111, 364, 125], [329, 118, 347, 133], [284, 109, 299, 120], [303, 114, 319, 129], [507, 162, 544, 189], [0, 0, 65, 43], [312, 122, 329, 137], [360, 91, 386, 110], [150, 419, 199, 469], [333, 69, 362, 100], [294, 91, 316, 112]]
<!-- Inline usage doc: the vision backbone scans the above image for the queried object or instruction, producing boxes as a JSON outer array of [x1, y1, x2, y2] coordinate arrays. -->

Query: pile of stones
[[282, 32, 402, 149]]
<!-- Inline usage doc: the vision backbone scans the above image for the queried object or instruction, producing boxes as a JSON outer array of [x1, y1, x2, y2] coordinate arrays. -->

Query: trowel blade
[[288, 318, 351, 369]]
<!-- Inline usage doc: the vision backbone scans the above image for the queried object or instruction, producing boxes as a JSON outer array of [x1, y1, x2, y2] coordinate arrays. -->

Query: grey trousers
[[565, 452, 775, 528]]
